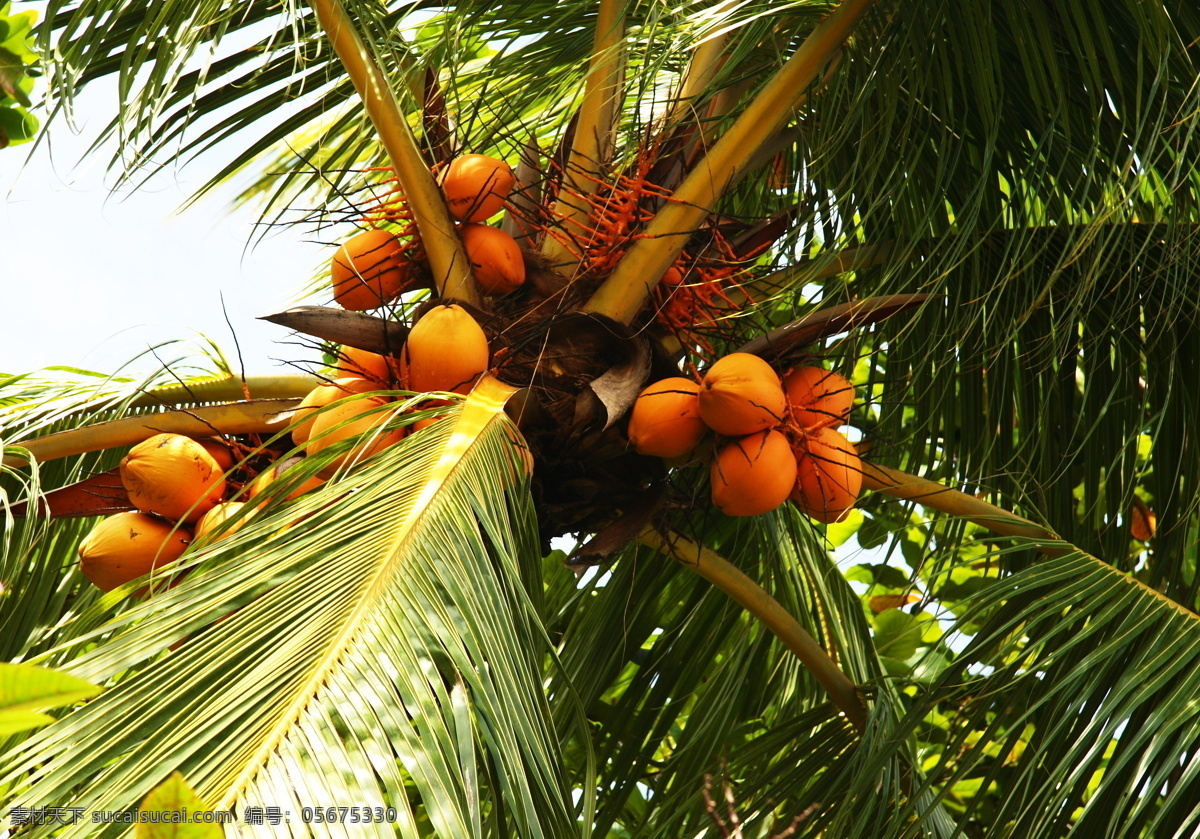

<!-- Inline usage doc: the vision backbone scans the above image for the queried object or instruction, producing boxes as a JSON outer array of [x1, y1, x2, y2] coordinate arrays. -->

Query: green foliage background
[[0, 1, 37, 147]]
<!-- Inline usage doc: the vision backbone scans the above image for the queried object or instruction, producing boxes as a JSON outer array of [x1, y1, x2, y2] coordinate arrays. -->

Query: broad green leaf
[[0, 46, 30, 107], [136, 773, 225, 839], [872, 609, 922, 662], [0, 662, 100, 736], [825, 508, 863, 547]]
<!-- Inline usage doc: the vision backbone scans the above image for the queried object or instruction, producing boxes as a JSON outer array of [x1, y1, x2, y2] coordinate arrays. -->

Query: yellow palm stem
[[308, 0, 478, 303], [129, 376, 319, 408], [861, 461, 1065, 552], [639, 526, 867, 731], [665, 29, 728, 129], [541, 0, 627, 271], [585, 0, 876, 323], [3, 400, 300, 468]]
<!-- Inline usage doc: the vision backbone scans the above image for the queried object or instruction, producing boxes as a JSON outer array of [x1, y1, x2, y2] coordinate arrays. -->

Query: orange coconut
[[78, 511, 191, 592], [331, 229, 413, 311], [120, 433, 227, 523], [783, 366, 855, 430], [711, 429, 798, 517], [338, 345, 401, 386], [194, 501, 251, 541], [403, 304, 490, 394], [460, 223, 526, 294], [248, 456, 326, 501], [306, 394, 404, 476], [697, 353, 787, 437], [791, 426, 862, 524], [661, 266, 685, 285], [627, 377, 706, 459], [291, 377, 381, 446], [438, 154, 515, 222], [196, 437, 236, 473]]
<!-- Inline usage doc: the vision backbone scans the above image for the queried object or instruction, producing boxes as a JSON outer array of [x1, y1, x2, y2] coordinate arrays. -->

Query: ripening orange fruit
[[791, 427, 862, 524], [710, 429, 798, 517], [120, 433, 227, 523], [627, 378, 706, 458], [291, 378, 381, 447], [337, 345, 401, 386], [305, 394, 404, 476], [461, 223, 526, 294], [195, 438, 236, 473], [438, 154, 515, 222], [403, 304, 490, 395], [783, 366, 855, 430], [698, 353, 787, 437], [78, 511, 191, 592], [247, 456, 325, 501], [331, 229, 413, 311], [194, 501, 251, 542]]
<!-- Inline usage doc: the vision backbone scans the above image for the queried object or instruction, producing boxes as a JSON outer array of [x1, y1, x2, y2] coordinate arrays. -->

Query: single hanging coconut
[[120, 433, 227, 523], [627, 377, 706, 459], [78, 511, 191, 591], [710, 429, 798, 517], [438, 154, 514, 222], [291, 377, 381, 446], [337, 345, 402, 386], [697, 353, 787, 437], [331, 229, 413, 311], [306, 394, 405, 476], [403, 304, 490, 395], [460, 223, 526, 294], [783, 366, 855, 430], [194, 501, 251, 542], [791, 426, 862, 524]]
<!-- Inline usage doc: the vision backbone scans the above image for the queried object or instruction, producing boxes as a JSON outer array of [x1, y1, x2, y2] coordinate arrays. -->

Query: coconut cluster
[[627, 352, 863, 521], [330, 153, 524, 311], [288, 303, 492, 474], [78, 433, 236, 592], [75, 302, 498, 598]]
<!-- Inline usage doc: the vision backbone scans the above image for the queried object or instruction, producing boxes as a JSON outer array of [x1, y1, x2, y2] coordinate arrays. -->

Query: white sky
[[1, 6, 328, 378]]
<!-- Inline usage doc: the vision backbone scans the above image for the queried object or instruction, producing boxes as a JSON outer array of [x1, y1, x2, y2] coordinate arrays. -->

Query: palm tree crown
[[4, 1, 1200, 836]]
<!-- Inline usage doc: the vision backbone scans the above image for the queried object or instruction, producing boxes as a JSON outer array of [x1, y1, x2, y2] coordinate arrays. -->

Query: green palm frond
[[872, 546, 1200, 838], [1, 380, 581, 837]]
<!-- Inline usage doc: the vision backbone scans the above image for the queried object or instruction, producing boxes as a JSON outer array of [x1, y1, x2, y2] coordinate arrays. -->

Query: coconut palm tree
[[4, 0, 1200, 836]]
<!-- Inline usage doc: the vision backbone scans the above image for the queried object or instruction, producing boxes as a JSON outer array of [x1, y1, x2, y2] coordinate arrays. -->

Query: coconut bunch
[[330, 153, 525, 311], [626, 352, 863, 522], [75, 391, 404, 596], [288, 302, 491, 463], [78, 433, 236, 592], [77, 298, 501, 599]]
